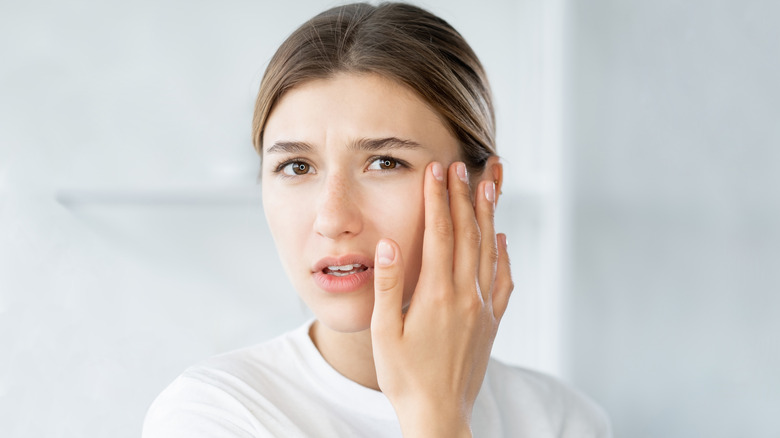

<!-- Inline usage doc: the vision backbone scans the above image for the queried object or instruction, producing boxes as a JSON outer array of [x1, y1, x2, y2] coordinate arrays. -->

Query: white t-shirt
[[143, 321, 611, 437]]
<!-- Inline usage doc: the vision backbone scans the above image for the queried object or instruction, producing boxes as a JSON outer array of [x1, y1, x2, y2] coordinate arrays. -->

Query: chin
[[312, 296, 375, 334]]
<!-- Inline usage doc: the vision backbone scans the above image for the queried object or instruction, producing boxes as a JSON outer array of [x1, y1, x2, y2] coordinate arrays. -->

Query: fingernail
[[456, 162, 468, 183], [432, 162, 444, 181], [377, 240, 395, 266], [485, 181, 495, 203], [498, 234, 508, 249]]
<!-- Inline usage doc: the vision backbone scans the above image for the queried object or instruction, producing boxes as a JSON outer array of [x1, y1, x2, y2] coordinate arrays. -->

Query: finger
[[475, 180, 498, 302], [448, 162, 481, 298], [421, 161, 454, 283], [492, 233, 514, 320], [372, 239, 405, 339]]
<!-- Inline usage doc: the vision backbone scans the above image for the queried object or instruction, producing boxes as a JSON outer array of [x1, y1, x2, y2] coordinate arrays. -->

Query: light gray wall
[[0, 1, 534, 436], [563, 1, 780, 437], [3, 0, 778, 436]]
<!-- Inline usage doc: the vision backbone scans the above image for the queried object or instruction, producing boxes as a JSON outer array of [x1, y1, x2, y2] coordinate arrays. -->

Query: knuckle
[[487, 244, 499, 264], [465, 294, 483, 313], [479, 200, 495, 219], [426, 289, 449, 307], [376, 273, 401, 292], [463, 224, 481, 246], [429, 178, 448, 197], [432, 217, 453, 238], [461, 283, 484, 312], [457, 184, 473, 201]]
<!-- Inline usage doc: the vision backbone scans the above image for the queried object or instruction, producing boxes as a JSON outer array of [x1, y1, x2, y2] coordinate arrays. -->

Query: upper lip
[[312, 254, 374, 273]]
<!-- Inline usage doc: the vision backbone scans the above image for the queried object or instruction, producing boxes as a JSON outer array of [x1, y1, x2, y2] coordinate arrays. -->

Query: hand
[[371, 161, 514, 438]]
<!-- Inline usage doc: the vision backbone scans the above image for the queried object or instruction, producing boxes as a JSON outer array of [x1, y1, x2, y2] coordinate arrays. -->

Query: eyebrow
[[351, 137, 422, 152], [266, 141, 313, 155], [266, 137, 421, 155]]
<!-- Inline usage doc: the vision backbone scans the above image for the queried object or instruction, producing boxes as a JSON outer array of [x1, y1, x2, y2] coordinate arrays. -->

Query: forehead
[[262, 73, 459, 154]]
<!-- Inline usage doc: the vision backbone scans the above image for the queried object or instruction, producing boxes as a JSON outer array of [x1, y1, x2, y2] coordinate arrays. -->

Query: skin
[[261, 72, 513, 437]]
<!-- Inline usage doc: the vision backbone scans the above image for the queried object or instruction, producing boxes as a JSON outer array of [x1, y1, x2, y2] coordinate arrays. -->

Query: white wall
[[1, 1, 557, 436], [562, 1, 780, 437]]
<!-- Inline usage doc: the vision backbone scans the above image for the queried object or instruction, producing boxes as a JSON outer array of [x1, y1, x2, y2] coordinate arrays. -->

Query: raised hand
[[371, 161, 513, 438]]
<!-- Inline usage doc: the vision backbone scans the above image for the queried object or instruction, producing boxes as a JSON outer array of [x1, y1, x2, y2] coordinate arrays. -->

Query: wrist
[[394, 401, 473, 438]]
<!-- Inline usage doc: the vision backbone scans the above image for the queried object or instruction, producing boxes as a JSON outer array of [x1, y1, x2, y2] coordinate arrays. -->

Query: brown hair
[[252, 2, 496, 174]]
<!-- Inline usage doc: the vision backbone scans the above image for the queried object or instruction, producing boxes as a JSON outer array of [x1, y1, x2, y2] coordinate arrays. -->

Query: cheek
[[262, 186, 311, 269]]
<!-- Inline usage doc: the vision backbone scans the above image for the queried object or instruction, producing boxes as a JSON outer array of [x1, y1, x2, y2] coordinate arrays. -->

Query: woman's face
[[261, 73, 462, 333]]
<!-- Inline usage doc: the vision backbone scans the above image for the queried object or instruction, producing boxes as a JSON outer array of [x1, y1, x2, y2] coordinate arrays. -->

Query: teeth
[[328, 264, 363, 271], [324, 263, 368, 276]]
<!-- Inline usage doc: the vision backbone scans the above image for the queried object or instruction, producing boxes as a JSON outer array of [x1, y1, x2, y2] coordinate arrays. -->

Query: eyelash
[[272, 155, 410, 177]]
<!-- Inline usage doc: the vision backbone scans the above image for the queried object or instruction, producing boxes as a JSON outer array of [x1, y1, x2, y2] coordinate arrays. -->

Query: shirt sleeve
[[558, 384, 613, 438], [142, 375, 261, 438]]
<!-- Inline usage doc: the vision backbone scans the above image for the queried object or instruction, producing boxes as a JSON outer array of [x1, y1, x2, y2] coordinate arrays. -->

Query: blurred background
[[1, 0, 778, 436]]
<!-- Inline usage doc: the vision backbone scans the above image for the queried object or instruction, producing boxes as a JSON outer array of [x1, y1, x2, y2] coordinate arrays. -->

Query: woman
[[143, 2, 610, 437]]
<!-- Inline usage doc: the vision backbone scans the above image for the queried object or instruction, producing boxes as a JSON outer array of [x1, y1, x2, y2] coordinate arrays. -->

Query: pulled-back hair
[[252, 2, 496, 174]]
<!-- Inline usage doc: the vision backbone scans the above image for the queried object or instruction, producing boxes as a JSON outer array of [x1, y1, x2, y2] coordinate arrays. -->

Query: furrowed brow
[[266, 141, 314, 155], [351, 137, 422, 152]]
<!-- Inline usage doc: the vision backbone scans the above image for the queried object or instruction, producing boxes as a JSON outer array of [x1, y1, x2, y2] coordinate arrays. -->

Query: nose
[[313, 173, 363, 239]]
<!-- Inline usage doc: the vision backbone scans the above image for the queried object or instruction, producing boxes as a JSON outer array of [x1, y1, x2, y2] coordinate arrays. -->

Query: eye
[[280, 161, 313, 176], [367, 156, 399, 171]]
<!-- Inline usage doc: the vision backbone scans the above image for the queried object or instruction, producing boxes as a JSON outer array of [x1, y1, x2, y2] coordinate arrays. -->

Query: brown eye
[[380, 158, 396, 169], [293, 162, 309, 174], [368, 157, 398, 170], [281, 161, 312, 176]]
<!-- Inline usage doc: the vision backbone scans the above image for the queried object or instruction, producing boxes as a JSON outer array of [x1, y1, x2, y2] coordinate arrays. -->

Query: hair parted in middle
[[252, 2, 496, 175]]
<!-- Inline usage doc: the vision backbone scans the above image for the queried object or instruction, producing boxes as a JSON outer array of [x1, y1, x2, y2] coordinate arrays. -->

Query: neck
[[309, 319, 380, 391]]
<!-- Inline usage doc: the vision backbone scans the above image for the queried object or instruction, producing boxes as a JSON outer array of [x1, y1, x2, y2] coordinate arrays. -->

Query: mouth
[[313, 255, 374, 274], [312, 255, 374, 293], [323, 263, 370, 277]]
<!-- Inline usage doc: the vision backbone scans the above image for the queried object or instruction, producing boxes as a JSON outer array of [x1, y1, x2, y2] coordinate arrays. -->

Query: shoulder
[[477, 358, 612, 438], [142, 370, 257, 438], [143, 325, 312, 438]]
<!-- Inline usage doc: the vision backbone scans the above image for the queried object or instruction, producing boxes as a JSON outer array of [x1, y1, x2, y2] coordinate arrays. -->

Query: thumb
[[371, 239, 404, 340]]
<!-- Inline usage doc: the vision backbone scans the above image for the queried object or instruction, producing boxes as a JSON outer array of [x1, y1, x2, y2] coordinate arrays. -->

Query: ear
[[479, 156, 504, 207]]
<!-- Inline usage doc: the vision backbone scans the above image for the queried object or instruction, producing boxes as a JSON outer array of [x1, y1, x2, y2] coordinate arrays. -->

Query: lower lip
[[313, 269, 374, 293]]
